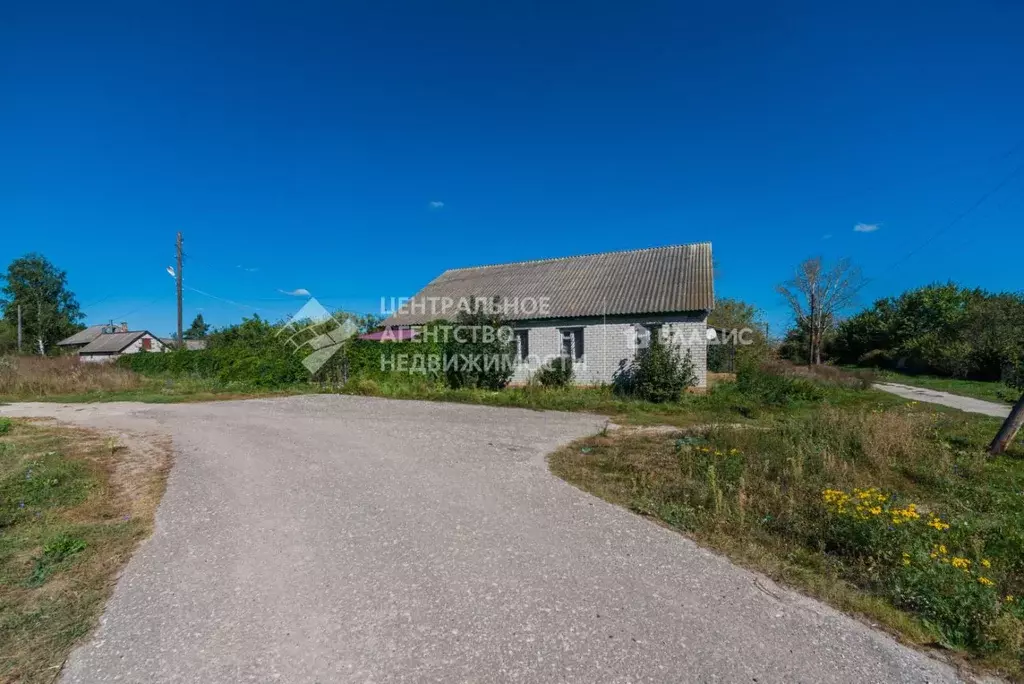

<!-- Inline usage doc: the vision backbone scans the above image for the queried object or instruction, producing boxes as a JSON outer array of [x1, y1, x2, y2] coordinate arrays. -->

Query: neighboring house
[[56, 323, 125, 352], [380, 242, 714, 387], [78, 330, 169, 363], [160, 338, 209, 351]]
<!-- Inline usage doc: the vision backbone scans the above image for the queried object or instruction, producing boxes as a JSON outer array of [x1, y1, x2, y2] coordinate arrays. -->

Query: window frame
[[560, 327, 584, 361], [515, 329, 529, 361], [636, 323, 663, 348]]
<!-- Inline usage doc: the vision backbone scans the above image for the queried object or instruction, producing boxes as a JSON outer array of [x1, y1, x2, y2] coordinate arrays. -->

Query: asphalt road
[[1, 396, 959, 683], [875, 382, 1012, 418]]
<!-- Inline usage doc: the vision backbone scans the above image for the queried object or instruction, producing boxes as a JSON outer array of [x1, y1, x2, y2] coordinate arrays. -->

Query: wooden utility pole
[[176, 232, 184, 349], [16, 304, 22, 353], [989, 394, 1024, 455]]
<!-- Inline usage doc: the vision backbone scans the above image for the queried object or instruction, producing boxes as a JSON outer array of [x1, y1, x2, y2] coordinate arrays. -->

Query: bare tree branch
[[777, 257, 863, 365]]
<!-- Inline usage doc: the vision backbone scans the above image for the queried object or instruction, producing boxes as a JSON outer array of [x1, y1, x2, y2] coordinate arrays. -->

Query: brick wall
[[511, 312, 708, 388]]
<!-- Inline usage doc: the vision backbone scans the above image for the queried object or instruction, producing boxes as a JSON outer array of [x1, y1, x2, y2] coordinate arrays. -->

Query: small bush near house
[[442, 308, 517, 390], [535, 355, 574, 387], [613, 339, 696, 403]]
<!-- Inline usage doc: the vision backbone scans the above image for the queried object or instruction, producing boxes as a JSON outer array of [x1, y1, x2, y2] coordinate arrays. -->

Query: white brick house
[[74, 329, 169, 362], [381, 243, 714, 387]]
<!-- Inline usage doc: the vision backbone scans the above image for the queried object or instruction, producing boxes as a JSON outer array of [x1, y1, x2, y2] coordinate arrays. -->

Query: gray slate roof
[[160, 339, 208, 351], [381, 242, 714, 326], [79, 331, 148, 354], [57, 325, 106, 346]]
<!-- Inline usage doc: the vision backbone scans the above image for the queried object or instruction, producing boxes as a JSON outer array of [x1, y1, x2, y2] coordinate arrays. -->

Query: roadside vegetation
[[0, 419, 170, 682], [780, 281, 1024, 390], [550, 371, 1024, 679]]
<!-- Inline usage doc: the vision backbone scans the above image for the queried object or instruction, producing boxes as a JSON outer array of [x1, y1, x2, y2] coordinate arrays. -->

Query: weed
[[26, 534, 87, 587]]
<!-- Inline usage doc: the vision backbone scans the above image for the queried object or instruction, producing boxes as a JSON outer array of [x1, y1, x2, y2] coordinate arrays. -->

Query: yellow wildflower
[[869, 506, 882, 515], [901, 553, 911, 567], [1006, 595, 1016, 603], [978, 577, 994, 586], [927, 516, 950, 531], [981, 559, 991, 569], [951, 557, 971, 570]]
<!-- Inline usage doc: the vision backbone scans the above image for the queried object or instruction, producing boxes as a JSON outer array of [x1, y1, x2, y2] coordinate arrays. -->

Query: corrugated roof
[[160, 339, 208, 350], [57, 325, 106, 346], [381, 242, 714, 326], [78, 331, 147, 354]]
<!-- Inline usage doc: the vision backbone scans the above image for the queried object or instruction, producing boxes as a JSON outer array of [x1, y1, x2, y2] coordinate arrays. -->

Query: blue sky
[[3, 1, 1022, 337]]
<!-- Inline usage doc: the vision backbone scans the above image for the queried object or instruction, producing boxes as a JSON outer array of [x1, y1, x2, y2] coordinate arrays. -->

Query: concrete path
[[1, 396, 960, 683], [875, 382, 1012, 418]]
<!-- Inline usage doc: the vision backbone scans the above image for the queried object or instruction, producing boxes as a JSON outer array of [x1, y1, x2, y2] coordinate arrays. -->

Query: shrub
[[735, 367, 823, 405], [535, 356, 574, 387], [349, 378, 380, 395], [613, 339, 695, 403], [0, 417, 10, 434], [442, 308, 517, 390]]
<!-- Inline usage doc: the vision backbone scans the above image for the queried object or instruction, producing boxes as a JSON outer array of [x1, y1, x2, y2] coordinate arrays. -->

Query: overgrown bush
[[535, 356, 574, 387], [118, 316, 453, 389], [831, 283, 1024, 382], [442, 309, 517, 390], [613, 339, 695, 403]]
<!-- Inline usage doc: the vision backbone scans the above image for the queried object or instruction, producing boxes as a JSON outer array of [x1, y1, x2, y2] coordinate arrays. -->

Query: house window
[[560, 328, 584, 361], [636, 324, 662, 348], [141, 337, 151, 351], [515, 329, 529, 361], [630, 325, 663, 350]]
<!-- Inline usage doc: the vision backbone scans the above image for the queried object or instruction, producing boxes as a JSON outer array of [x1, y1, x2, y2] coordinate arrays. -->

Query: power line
[[884, 157, 1024, 273]]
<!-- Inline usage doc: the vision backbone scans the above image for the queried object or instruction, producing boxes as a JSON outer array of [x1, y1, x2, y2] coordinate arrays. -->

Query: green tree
[[832, 283, 1024, 381], [0, 319, 16, 353], [0, 254, 83, 355], [184, 313, 211, 340], [708, 297, 770, 371]]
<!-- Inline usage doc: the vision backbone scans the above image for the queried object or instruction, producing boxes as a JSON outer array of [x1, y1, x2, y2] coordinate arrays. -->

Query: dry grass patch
[[0, 419, 171, 683], [0, 356, 146, 398]]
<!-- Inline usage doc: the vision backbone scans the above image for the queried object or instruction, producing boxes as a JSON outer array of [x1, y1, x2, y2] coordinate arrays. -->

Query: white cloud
[[853, 223, 881, 233], [236, 264, 259, 272], [278, 288, 311, 297], [429, 201, 445, 209], [822, 233, 833, 240]]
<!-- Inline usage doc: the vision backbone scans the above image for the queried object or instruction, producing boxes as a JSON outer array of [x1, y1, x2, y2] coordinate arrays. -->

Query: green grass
[[868, 369, 1020, 405], [550, 401, 1024, 680], [329, 370, 905, 428], [0, 375, 318, 405], [0, 420, 170, 682]]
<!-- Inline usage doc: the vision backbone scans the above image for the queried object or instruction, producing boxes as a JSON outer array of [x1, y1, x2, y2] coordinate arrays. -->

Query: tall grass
[[0, 356, 147, 398]]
